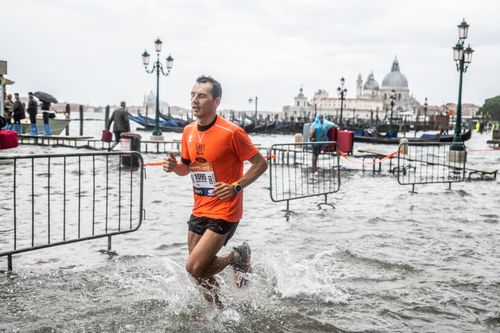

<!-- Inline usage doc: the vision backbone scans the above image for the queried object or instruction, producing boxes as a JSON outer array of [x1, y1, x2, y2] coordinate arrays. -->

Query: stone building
[[283, 57, 425, 125]]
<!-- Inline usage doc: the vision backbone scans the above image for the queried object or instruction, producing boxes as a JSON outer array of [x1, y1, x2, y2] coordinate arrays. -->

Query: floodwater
[[1, 113, 499, 332]]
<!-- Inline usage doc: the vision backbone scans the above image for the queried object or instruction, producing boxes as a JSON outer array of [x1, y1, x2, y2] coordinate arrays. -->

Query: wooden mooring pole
[[104, 105, 110, 128], [65, 103, 71, 136], [79, 105, 84, 136]]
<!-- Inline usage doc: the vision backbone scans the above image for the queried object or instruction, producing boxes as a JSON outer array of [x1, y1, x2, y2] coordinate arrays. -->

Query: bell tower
[[356, 73, 362, 97]]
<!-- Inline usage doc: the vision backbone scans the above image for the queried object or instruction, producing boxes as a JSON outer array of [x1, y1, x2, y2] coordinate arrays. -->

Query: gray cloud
[[2, 0, 498, 110]]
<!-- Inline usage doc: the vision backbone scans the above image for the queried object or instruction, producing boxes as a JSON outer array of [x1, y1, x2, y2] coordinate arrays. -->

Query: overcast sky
[[2, 0, 499, 111]]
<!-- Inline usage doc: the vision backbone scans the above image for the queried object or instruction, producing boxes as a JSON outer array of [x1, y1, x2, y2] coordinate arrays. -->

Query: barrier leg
[[285, 200, 290, 222], [318, 194, 335, 210], [107, 235, 112, 251], [8, 254, 12, 271]]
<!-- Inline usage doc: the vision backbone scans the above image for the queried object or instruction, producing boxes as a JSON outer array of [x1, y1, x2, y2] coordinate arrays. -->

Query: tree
[[478, 95, 500, 121]]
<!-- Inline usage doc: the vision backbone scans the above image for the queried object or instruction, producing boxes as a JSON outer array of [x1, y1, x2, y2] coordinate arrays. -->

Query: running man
[[163, 76, 268, 308]]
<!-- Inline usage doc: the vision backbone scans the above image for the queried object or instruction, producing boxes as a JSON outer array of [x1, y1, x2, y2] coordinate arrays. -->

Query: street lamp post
[[337, 77, 347, 128], [389, 89, 396, 128], [451, 19, 474, 151], [142, 38, 174, 141], [248, 96, 258, 119]]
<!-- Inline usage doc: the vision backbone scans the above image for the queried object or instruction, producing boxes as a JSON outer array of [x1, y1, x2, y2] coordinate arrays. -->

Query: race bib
[[190, 162, 216, 196]]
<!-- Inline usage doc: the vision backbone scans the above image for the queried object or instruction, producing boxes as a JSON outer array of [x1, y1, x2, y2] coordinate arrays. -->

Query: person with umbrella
[[27, 92, 38, 135], [34, 91, 57, 136], [40, 101, 56, 135]]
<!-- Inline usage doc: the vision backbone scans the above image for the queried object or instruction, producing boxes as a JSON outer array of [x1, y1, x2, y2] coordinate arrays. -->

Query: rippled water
[[1, 114, 499, 332]]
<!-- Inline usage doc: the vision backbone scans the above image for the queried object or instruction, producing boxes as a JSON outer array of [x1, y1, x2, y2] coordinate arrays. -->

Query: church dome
[[147, 91, 156, 103], [382, 58, 408, 88], [363, 72, 379, 90]]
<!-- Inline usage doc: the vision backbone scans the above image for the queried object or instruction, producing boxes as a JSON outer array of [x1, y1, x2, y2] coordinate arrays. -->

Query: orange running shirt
[[180, 115, 259, 222]]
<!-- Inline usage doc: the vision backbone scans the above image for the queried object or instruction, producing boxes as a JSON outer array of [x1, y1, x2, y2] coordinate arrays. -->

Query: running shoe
[[233, 241, 252, 288]]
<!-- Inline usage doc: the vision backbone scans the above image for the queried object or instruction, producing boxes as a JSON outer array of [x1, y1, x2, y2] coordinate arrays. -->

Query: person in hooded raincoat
[[309, 114, 335, 173]]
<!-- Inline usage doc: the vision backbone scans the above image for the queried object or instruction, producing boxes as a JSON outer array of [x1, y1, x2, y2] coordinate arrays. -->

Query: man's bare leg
[[187, 230, 236, 308], [197, 276, 222, 308]]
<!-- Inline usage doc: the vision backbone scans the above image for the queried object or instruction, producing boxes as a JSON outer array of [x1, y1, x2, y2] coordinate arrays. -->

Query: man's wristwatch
[[232, 182, 243, 193]]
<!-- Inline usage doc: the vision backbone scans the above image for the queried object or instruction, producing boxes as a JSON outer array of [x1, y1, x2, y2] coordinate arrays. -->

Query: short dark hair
[[196, 75, 222, 99]]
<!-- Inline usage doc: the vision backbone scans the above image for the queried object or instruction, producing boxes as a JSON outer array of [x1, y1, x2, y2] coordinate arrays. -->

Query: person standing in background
[[12, 93, 25, 134], [309, 114, 335, 173], [41, 100, 54, 135], [27, 92, 38, 135], [3, 93, 13, 130]]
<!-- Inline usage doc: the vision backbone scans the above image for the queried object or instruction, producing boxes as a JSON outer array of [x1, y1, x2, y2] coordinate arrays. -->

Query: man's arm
[[236, 151, 268, 189], [163, 152, 190, 176], [214, 151, 268, 200]]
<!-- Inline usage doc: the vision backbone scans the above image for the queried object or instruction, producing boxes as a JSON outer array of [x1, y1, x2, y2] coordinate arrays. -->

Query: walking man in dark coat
[[106, 101, 130, 150], [27, 92, 38, 135]]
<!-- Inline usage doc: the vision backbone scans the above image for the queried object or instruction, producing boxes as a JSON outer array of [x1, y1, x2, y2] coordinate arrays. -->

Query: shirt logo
[[196, 143, 205, 156]]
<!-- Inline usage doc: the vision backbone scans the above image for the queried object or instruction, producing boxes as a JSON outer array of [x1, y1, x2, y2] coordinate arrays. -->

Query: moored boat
[[129, 112, 187, 133], [354, 128, 472, 144], [20, 114, 70, 135]]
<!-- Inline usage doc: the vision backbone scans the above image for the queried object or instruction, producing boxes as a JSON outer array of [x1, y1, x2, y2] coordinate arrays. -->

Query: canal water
[[1, 113, 499, 332]]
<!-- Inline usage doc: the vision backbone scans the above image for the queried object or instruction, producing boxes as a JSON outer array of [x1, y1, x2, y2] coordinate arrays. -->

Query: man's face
[[191, 82, 220, 119], [319, 115, 324, 123]]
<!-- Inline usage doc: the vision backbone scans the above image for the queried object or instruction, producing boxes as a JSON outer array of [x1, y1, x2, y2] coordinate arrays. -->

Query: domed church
[[284, 57, 423, 123], [356, 57, 421, 120]]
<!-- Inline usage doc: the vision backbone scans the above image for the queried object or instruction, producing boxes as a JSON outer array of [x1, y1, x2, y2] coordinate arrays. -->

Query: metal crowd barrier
[[268, 141, 341, 213], [0, 151, 144, 270], [395, 142, 467, 192]]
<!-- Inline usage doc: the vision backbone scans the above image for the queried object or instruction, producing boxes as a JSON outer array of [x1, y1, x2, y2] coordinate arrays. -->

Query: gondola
[[158, 112, 192, 127], [128, 112, 185, 133]]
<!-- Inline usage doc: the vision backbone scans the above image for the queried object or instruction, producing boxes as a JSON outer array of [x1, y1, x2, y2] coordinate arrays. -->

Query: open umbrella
[[33, 91, 58, 104]]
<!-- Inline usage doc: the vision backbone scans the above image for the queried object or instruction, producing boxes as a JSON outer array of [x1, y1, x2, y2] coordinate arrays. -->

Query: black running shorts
[[187, 215, 239, 246]]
